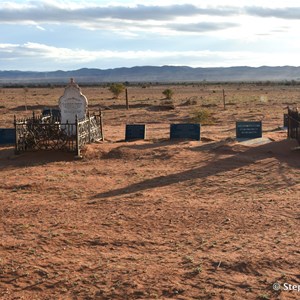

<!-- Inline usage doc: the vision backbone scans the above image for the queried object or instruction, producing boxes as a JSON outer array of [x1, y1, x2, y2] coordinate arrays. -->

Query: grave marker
[[0, 128, 16, 145], [170, 124, 201, 141], [59, 78, 88, 124], [236, 121, 262, 139], [125, 124, 146, 141]]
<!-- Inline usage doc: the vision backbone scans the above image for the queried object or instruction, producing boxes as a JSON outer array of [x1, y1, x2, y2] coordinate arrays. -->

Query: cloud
[[4, 1, 300, 24], [0, 1, 242, 36], [0, 42, 287, 69], [245, 6, 300, 20], [0, 1, 237, 23], [169, 22, 238, 33]]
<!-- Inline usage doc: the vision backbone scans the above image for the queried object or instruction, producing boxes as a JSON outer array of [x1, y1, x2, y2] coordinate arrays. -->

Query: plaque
[[125, 125, 146, 141], [236, 121, 262, 139], [170, 124, 201, 141], [0, 128, 16, 145]]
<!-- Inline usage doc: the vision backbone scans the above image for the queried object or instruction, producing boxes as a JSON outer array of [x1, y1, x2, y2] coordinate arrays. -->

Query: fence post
[[14, 115, 18, 154], [222, 89, 226, 110], [88, 111, 91, 143], [99, 109, 104, 141], [75, 114, 81, 157], [126, 88, 129, 110], [288, 113, 290, 139]]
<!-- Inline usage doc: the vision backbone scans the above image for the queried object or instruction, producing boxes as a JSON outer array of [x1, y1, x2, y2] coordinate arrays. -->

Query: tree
[[109, 83, 125, 98], [162, 88, 174, 100]]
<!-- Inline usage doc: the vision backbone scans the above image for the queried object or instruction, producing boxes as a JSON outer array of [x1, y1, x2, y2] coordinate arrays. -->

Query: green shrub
[[109, 83, 125, 98], [162, 88, 174, 100], [191, 109, 214, 125]]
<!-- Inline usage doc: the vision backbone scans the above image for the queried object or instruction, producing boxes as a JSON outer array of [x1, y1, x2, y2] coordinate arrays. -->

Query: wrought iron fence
[[287, 107, 300, 144], [76, 112, 103, 156], [14, 110, 104, 156]]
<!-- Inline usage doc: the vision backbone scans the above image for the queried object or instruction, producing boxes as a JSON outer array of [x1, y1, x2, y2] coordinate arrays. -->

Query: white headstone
[[59, 78, 88, 124]]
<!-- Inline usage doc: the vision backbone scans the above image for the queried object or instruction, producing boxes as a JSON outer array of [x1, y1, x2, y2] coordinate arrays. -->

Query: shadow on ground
[[93, 139, 299, 199], [0, 147, 75, 168]]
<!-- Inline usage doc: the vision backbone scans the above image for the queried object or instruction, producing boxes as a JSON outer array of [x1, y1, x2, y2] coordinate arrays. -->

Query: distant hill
[[1, 66, 300, 84]]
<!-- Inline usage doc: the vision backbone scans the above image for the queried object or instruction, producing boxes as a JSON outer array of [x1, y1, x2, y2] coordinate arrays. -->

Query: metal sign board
[[236, 121, 262, 139], [170, 124, 201, 141]]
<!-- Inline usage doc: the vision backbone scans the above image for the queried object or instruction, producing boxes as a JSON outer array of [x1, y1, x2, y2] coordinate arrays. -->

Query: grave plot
[[14, 79, 104, 156], [287, 107, 300, 144]]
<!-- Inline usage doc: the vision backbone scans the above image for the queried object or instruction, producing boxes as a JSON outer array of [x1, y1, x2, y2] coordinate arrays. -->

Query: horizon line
[[1, 65, 300, 73]]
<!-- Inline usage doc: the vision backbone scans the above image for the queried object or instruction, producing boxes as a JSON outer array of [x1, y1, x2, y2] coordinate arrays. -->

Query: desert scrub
[[109, 83, 125, 98], [162, 88, 174, 99], [191, 108, 215, 125]]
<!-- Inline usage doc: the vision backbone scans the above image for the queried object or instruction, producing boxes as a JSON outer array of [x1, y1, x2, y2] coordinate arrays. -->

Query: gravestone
[[125, 124, 146, 141], [59, 78, 88, 125], [236, 121, 262, 139], [0, 128, 16, 145], [170, 124, 201, 141]]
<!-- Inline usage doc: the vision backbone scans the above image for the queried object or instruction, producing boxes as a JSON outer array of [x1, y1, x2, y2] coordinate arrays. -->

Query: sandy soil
[[0, 83, 300, 300]]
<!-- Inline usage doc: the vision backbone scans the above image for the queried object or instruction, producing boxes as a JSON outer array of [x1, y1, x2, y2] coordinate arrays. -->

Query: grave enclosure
[[14, 79, 104, 156], [287, 107, 300, 144]]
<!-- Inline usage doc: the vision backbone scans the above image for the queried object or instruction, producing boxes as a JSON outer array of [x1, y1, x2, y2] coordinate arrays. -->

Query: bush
[[191, 109, 214, 125], [162, 88, 174, 100], [109, 83, 125, 98]]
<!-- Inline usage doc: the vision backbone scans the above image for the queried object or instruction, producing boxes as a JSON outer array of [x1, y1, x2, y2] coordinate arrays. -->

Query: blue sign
[[236, 121, 262, 139], [0, 128, 16, 145], [170, 124, 201, 141], [125, 124, 146, 141]]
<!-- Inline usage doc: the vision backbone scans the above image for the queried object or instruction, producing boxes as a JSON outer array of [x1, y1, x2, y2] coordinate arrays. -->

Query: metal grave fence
[[14, 110, 104, 156], [287, 107, 300, 145]]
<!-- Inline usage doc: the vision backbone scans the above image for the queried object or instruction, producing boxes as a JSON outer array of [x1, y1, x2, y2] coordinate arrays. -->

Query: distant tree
[[109, 83, 125, 98], [162, 88, 174, 100]]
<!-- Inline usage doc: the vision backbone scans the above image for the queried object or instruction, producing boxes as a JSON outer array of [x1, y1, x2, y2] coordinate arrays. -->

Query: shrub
[[109, 83, 125, 98], [191, 109, 214, 125], [162, 88, 174, 100]]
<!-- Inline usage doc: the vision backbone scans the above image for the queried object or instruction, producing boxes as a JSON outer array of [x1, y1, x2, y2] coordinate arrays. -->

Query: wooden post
[[87, 111, 91, 143], [75, 115, 81, 157], [222, 89, 226, 110], [14, 115, 18, 154], [99, 108, 104, 141], [125, 88, 129, 110], [287, 113, 290, 139]]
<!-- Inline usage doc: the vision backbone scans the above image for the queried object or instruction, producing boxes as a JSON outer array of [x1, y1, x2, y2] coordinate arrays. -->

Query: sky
[[1, 0, 300, 71]]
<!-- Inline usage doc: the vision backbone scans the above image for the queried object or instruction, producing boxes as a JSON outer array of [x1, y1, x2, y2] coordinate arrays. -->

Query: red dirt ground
[[0, 84, 300, 299]]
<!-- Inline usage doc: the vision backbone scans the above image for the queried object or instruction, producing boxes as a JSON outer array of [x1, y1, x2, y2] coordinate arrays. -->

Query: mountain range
[[1, 66, 300, 84]]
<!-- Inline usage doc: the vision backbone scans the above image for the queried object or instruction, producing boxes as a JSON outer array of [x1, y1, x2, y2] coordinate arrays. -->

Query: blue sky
[[1, 0, 300, 71]]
